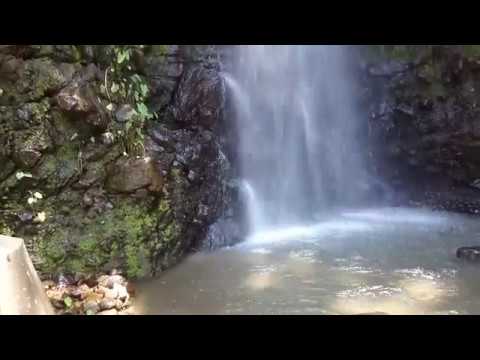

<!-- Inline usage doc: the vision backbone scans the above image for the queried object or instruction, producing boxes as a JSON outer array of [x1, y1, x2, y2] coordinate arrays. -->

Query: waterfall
[[225, 45, 371, 236]]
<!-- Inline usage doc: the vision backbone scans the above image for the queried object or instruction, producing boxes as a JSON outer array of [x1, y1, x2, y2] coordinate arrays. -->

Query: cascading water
[[225, 45, 371, 236]]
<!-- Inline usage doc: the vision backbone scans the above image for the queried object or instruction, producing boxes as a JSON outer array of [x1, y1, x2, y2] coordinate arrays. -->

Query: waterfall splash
[[225, 45, 371, 238]]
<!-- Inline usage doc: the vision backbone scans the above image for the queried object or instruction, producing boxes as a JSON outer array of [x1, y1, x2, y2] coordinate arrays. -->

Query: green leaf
[[140, 83, 149, 97], [117, 50, 130, 64], [137, 103, 149, 117], [130, 74, 142, 83], [111, 82, 120, 94], [64, 296, 73, 309]]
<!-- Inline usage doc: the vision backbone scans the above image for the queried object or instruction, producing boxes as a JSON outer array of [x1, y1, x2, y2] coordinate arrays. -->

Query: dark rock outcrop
[[360, 45, 480, 213], [0, 45, 237, 279], [457, 246, 480, 262]]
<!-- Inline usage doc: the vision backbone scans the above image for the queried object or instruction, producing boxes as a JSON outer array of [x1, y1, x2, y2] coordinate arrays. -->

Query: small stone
[[83, 301, 100, 314], [114, 283, 129, 301], [101, 132, 115, 146], [19, 212, 34, 223], [82, 193, 94, 207], [97, 275, 111, 288], [115, 104, 136, 123], [115, 299, 124, 311], [106, 275, 126, 289], [51, 299, 66, 310], [103, 286, 119, 300], [99, 298, 117, 311], [84, 277, 98, 288], [42, 280, 55, 289], [70, 284, 90, 300], [187, 170, 197, 181]]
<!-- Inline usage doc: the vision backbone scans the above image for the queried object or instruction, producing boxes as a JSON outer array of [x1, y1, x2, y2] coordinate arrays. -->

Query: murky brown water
[[132, 208, 480, 315]]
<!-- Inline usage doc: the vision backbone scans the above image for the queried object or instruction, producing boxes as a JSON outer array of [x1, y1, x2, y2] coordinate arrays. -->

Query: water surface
[[133, 208, 480, 315]]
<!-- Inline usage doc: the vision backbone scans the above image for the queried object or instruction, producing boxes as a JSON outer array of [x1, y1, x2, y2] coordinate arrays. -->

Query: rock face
[[0, 45, 238, 279], [360, 45, 480, 213]]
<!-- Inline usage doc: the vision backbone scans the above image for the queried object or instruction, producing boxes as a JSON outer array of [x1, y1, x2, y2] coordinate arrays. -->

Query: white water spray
[[226, 46, 371, 239]]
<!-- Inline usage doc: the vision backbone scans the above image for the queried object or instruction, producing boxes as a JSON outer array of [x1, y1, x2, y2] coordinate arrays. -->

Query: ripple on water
[[250, 248, 272, 255], [394, 267, 455, 280], [337, 285, 403, 299]]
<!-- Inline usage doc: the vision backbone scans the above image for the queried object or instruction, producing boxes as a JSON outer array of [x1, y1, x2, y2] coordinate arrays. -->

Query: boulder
[[456, 246, 480, 262]]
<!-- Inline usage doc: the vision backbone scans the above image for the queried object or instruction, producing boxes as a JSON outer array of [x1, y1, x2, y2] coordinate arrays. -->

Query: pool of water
[[132, 208, 480, 315]]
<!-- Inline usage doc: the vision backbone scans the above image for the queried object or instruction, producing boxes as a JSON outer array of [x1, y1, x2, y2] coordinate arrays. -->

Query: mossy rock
[[35, 201, 158, 279]]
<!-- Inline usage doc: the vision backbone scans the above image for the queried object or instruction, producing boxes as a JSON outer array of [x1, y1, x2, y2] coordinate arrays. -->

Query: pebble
[[114, 283, 129, 301], [107, 275, 125, 289], [99, 298, 117, 311], [83, 301, 100, 314], [45, 273, 133, 316], [70, 284, 90, 300], [42, 280, 56, 289], [103, 286, 119, 300]]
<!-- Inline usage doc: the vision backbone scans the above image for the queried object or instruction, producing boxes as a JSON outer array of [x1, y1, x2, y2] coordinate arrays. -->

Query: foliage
[[103, 45, 158, 157]]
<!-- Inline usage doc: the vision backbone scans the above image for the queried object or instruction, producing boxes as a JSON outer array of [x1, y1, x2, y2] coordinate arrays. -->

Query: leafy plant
[[104, 45, 159, 157]]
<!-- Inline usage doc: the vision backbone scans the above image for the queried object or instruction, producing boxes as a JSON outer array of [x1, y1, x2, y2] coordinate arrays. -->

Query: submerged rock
[[456, 247, 480, 262]]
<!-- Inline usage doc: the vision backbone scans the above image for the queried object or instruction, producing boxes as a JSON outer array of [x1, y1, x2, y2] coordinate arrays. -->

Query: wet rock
[[13, 149, 42, 168], [106, 157, 163, 193], [56, 83, 94, 113], [172, 66, 225, 129], [200, 218, 243, 251], [115, 104, 136, 123], [457, 247, 480, 262]]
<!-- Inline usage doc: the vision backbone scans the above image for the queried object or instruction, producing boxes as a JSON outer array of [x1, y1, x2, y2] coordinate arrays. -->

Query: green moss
[[36, 143, 80, 191], [36, 201, 157, 278], [158, 198, 171, 213], [161, 222, 180, 243], [37, 230, 68, 273], [18, 59, 67, 102], [0, 221, 13, 236], [461, 45, 480, 58]]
